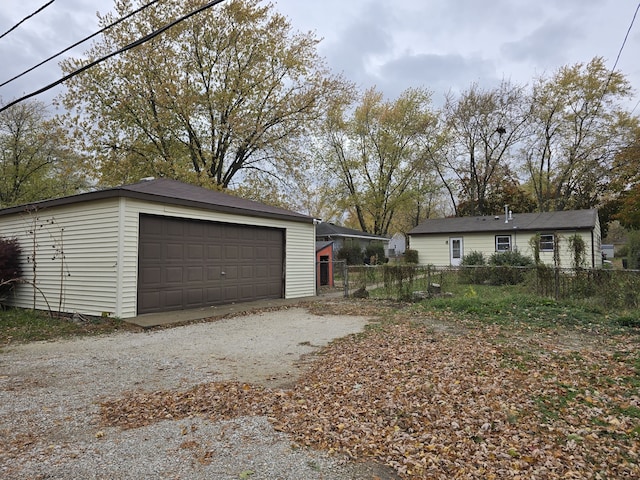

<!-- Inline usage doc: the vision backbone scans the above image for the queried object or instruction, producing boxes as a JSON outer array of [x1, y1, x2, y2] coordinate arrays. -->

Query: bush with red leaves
[[0, 237, 22, 297]]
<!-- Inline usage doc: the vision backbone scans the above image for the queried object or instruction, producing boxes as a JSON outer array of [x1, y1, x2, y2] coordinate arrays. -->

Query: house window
[[539, 234, 554, 252], [495, 235, 511, 252]]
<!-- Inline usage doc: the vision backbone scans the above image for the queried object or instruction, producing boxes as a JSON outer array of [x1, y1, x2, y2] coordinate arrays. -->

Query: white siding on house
[[408, 234, 450, 266], [409, 229, 600, 268], [0, 199, 122, 317]]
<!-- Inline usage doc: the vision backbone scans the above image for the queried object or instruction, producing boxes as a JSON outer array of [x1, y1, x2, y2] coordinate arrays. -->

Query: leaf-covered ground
[[101, 300, 640, 479]]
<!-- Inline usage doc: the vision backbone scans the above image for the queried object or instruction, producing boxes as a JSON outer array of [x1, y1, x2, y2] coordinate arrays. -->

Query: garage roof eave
[[0, 179, 315, 224]]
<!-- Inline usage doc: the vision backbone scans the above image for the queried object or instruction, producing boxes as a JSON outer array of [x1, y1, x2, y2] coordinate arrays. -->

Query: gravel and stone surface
[[0, 306, 389, 479]]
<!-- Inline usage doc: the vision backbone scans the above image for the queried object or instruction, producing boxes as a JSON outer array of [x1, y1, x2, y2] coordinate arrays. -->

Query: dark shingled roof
[[316, 222, 389, 241], [409, 209, 599, 235], [315, 240, 334, 252], [0, 178, 313, 223]]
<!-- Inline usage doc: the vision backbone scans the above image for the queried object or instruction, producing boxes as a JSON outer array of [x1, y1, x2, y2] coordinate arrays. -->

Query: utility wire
[[598, 2, 639, 107], [0, 0, 55, 40], [0, 0, 227, 113], [610, 2, 639, 80], [0, 0, 161, 89]]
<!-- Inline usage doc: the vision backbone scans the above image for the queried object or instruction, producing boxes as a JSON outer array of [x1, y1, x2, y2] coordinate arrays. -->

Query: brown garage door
[[137, 214, 284, 314]]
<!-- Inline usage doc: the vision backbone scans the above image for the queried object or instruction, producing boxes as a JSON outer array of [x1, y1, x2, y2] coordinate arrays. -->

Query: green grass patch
[[0, 308, 136, 347], [417, 284, 640, 332]]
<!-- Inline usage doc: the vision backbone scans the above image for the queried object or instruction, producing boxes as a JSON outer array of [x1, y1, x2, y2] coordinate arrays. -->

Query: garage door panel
[[185, 288, 203, 306], [224, 285, 238, 299], [187, 266, 203, 282], [187, 244, 204, 259], [205, 287, 221, 303], [140, 242, 162, 260], [164, 290, 183, 308], [166, 243, 184, 260], [223, 266, 238, 280], [187, 222, 204, 238], [166, 221, 184, 236], [165, 266, 183, 284], [224, 245, 239, 259], [254, 265, 267, 278], [140, 291, 160, 307], [241, 265, 253, 279], [140, 266, 162, 284], [138, 215, 283, 314], [207, 245, 222, 260], [207, 266, 222, 280]]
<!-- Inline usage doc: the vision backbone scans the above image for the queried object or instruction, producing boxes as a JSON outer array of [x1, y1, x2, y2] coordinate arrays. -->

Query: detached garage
[[0, 178, 316, 318]]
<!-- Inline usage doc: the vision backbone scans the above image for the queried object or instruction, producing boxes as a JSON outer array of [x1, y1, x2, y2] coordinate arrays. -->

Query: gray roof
[[315, 222, 389, 241], [0, 178, 313, 224], [409, 209, 599, 235], [315, 240, 334, 252]]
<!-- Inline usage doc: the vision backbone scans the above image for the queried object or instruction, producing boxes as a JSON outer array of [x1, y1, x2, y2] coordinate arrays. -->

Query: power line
[[0, 0, 228, 113], [0, 0, 55, 40], [599, 2, 640, 108], [0, 0, 161, 90], [611, 2, 639, 77]]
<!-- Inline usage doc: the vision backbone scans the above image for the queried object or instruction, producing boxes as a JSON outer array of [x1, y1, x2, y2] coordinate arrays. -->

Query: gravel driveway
[[0, 306, 389, 479]]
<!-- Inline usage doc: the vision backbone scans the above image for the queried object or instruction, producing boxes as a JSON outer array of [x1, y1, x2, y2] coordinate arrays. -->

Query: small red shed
[[316, 241, 334, 288]]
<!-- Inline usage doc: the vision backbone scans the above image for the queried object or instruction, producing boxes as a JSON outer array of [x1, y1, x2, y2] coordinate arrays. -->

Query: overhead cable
[[597, 2, 639, 111], [0, 0, 227, 113], [0, 0, 55, 40], [0, 0, 161, 89]]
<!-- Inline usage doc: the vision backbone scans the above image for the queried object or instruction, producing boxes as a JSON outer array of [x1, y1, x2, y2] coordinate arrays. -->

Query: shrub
[[0, 237, 22, 298], [625, 230, 640, 270], [365, 242, 387, 265], [489, 250, 534, 267], [488, 250, 534, 285], [462, 251, 486, 266], [567, 234, 587, 269], [404, 249, 419, 264], [337, 244, 364, 265], [461, 251, 487, 284]]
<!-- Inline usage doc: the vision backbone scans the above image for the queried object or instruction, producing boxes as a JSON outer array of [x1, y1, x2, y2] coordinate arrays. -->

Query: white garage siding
[[1, 194, 315, 319], [0, 199, 122, 317]]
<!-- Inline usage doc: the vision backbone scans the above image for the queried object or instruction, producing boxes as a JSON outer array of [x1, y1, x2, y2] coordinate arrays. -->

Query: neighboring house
[[387, 233, 407, 257], [315, 222, 389, 259], [315, 241, 334, 288], [0, 178, 316, 318], [408, 209, 602, 268]]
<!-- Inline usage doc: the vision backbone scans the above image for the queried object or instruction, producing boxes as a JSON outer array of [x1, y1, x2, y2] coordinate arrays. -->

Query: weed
[[0, 307, 135, 346]]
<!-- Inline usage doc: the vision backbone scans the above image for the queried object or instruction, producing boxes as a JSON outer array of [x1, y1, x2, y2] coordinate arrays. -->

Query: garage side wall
[[0, 200, 122, 316]]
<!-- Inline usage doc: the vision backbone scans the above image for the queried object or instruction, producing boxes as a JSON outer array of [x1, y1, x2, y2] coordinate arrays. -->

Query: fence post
[[343, 262, 349, 297]]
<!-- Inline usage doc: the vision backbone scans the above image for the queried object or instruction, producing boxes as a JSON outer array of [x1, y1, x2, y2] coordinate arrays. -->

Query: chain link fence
[[343, 264, 640, 309]]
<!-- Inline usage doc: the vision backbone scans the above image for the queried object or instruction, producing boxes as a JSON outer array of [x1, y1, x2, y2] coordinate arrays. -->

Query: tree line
[[1, 0, 638, 237]]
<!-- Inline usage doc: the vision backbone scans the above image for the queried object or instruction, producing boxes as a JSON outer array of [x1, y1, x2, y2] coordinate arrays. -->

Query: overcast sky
[[1, 0, 639, 112]]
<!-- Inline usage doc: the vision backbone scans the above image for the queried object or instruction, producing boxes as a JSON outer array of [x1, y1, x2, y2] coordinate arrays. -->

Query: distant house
[[387, 233, 407, 257], [315, 222, 389, 259], [408, 209, 602, 268]]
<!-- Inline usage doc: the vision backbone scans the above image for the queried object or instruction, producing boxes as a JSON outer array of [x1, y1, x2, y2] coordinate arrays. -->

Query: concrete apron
[[126, 296, 320, 329]]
